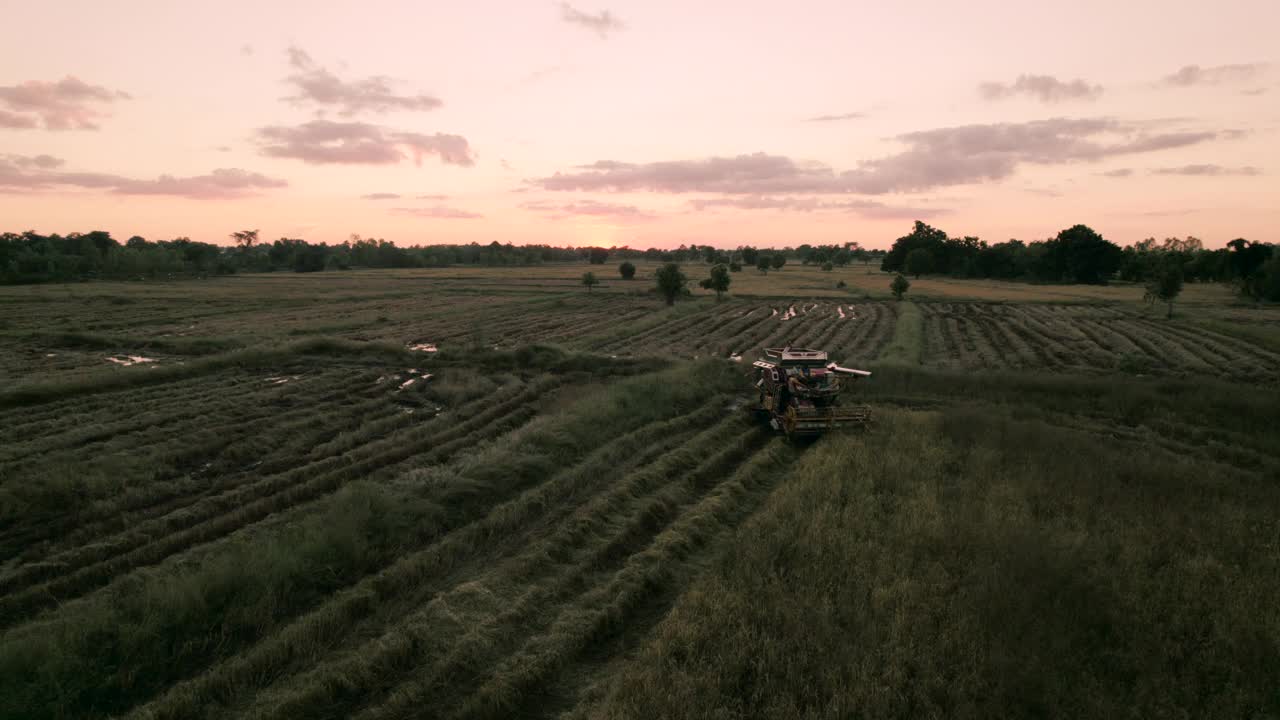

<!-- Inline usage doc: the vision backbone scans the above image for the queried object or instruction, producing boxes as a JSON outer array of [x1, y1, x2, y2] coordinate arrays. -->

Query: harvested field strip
[[127, 404, 730, 720], [684, 308, 763, 357], [336, 431, 779, 720], [113, 363, 742, 720], [0, 376, 265, 461], [975, 316, 1038, 367], [5, 375, 542, 574], [1137, 319, 1280, 374], [539, 308, 652, 346], [663, 304, 763, 348], [624, 302, 746, 348], [0, 371, 257, 438], [243, 416, 759, 720], [826, 305, 888, 363], [606, 304, 741, 354], [0, 380, 414, 571], [376, 437, 788, 720], [1111, 320, 1212, 371], [0, 368, 379, 467], [1001, 316, 1066, 368], [1071, 320, 1145, 363], [0, 379, 562, 627]]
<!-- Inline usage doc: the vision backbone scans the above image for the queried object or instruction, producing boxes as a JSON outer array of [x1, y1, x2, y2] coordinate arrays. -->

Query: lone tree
[[582, 271, 599, 293], [655, 262, 688, 306], [770, 254, 787, 271], [231, 229, 259, 250], [821, 261, 834, 271], [905, 248, 933, 278], [618, 261, 636, 280], [891, 273, 911, 300], [699, 264, 731, 300], [1144, 260, 1183, 318], [756, 255, 771, 274]]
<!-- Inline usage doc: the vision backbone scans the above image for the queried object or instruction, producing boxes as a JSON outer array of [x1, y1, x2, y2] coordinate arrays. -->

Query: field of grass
[[1, 265, 1278, 719]]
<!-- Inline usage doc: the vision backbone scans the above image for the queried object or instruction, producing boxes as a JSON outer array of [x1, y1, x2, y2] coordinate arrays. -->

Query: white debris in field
[[408, 369, 420, 375], [837, 306, 846, 319], [398, 373, 431, 391], [45, 353, 57, 357], [729, 354, 743, 362], [401, 408, 415, 415], [265, 375, 301, 385], [781, 305, 797, 321], [770, 308, 778, 317], [407, 342, 438, 353], [105, 355, 156, 366]]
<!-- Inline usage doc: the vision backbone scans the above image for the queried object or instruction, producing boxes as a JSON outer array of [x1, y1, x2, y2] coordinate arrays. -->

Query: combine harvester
[[752, 347, 871, 439]]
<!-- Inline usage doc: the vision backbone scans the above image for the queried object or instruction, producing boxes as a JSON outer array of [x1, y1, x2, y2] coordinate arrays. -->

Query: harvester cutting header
[[752, 347, 871, 438]]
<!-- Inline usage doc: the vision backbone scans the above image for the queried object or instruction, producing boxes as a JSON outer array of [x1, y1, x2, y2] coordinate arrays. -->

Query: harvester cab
[[752, 347, 871, 438]]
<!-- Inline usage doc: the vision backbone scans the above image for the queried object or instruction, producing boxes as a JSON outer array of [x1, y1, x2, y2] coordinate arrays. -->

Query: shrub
[[891, 273, 911, 300]]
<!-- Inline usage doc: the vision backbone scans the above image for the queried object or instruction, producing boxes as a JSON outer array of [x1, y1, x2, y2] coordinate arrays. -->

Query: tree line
[[880, 221, 1279, 300], [0, 228, 873, 285]]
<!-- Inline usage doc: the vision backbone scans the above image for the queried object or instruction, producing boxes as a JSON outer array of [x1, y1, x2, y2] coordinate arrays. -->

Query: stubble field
[[1, 263, 1278, 719]]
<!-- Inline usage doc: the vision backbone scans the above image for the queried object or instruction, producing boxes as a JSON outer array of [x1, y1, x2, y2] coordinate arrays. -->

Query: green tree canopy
[[698, 264, 731, 300], [905, 248, 934, 278], [655, 263, 687, 305]]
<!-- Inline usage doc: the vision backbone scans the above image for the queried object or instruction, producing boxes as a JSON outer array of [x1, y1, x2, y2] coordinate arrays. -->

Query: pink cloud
[[0, 158, 286, 198], [979, 74, 1103, 103], [361, 192, 401, 199], [805, 112, 866, 123], [4, 153, 64, 169], [0, 76, 130, 130], [1162, 63, 1268, 87], [1151, 164, 1261, 176], [560, 3, 625, 37], [391, 206, 483, 219], [532, 118, 1220, 195], [0, 110, 39, 129], [255, 120, 475, 166], [521, 199, 655, 221], [285, 47, 443, 116], [690, 195, 949, 219]]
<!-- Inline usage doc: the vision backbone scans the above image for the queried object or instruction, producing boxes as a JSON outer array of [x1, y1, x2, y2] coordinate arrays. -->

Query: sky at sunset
[[1, 0, 1277, 249]]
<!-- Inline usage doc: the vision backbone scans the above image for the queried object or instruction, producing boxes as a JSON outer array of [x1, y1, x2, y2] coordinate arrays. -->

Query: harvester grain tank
[[752, 347, 871, 437]]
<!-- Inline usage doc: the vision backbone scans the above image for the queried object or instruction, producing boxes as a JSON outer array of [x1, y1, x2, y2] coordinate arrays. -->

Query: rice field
[[1, 266, 1278, 719]]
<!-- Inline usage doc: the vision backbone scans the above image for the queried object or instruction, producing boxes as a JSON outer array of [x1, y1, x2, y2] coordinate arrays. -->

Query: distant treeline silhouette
[[2, 225, 1276, 299], [0, 229, 871, 284], [880, 221, 1279, 298]]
